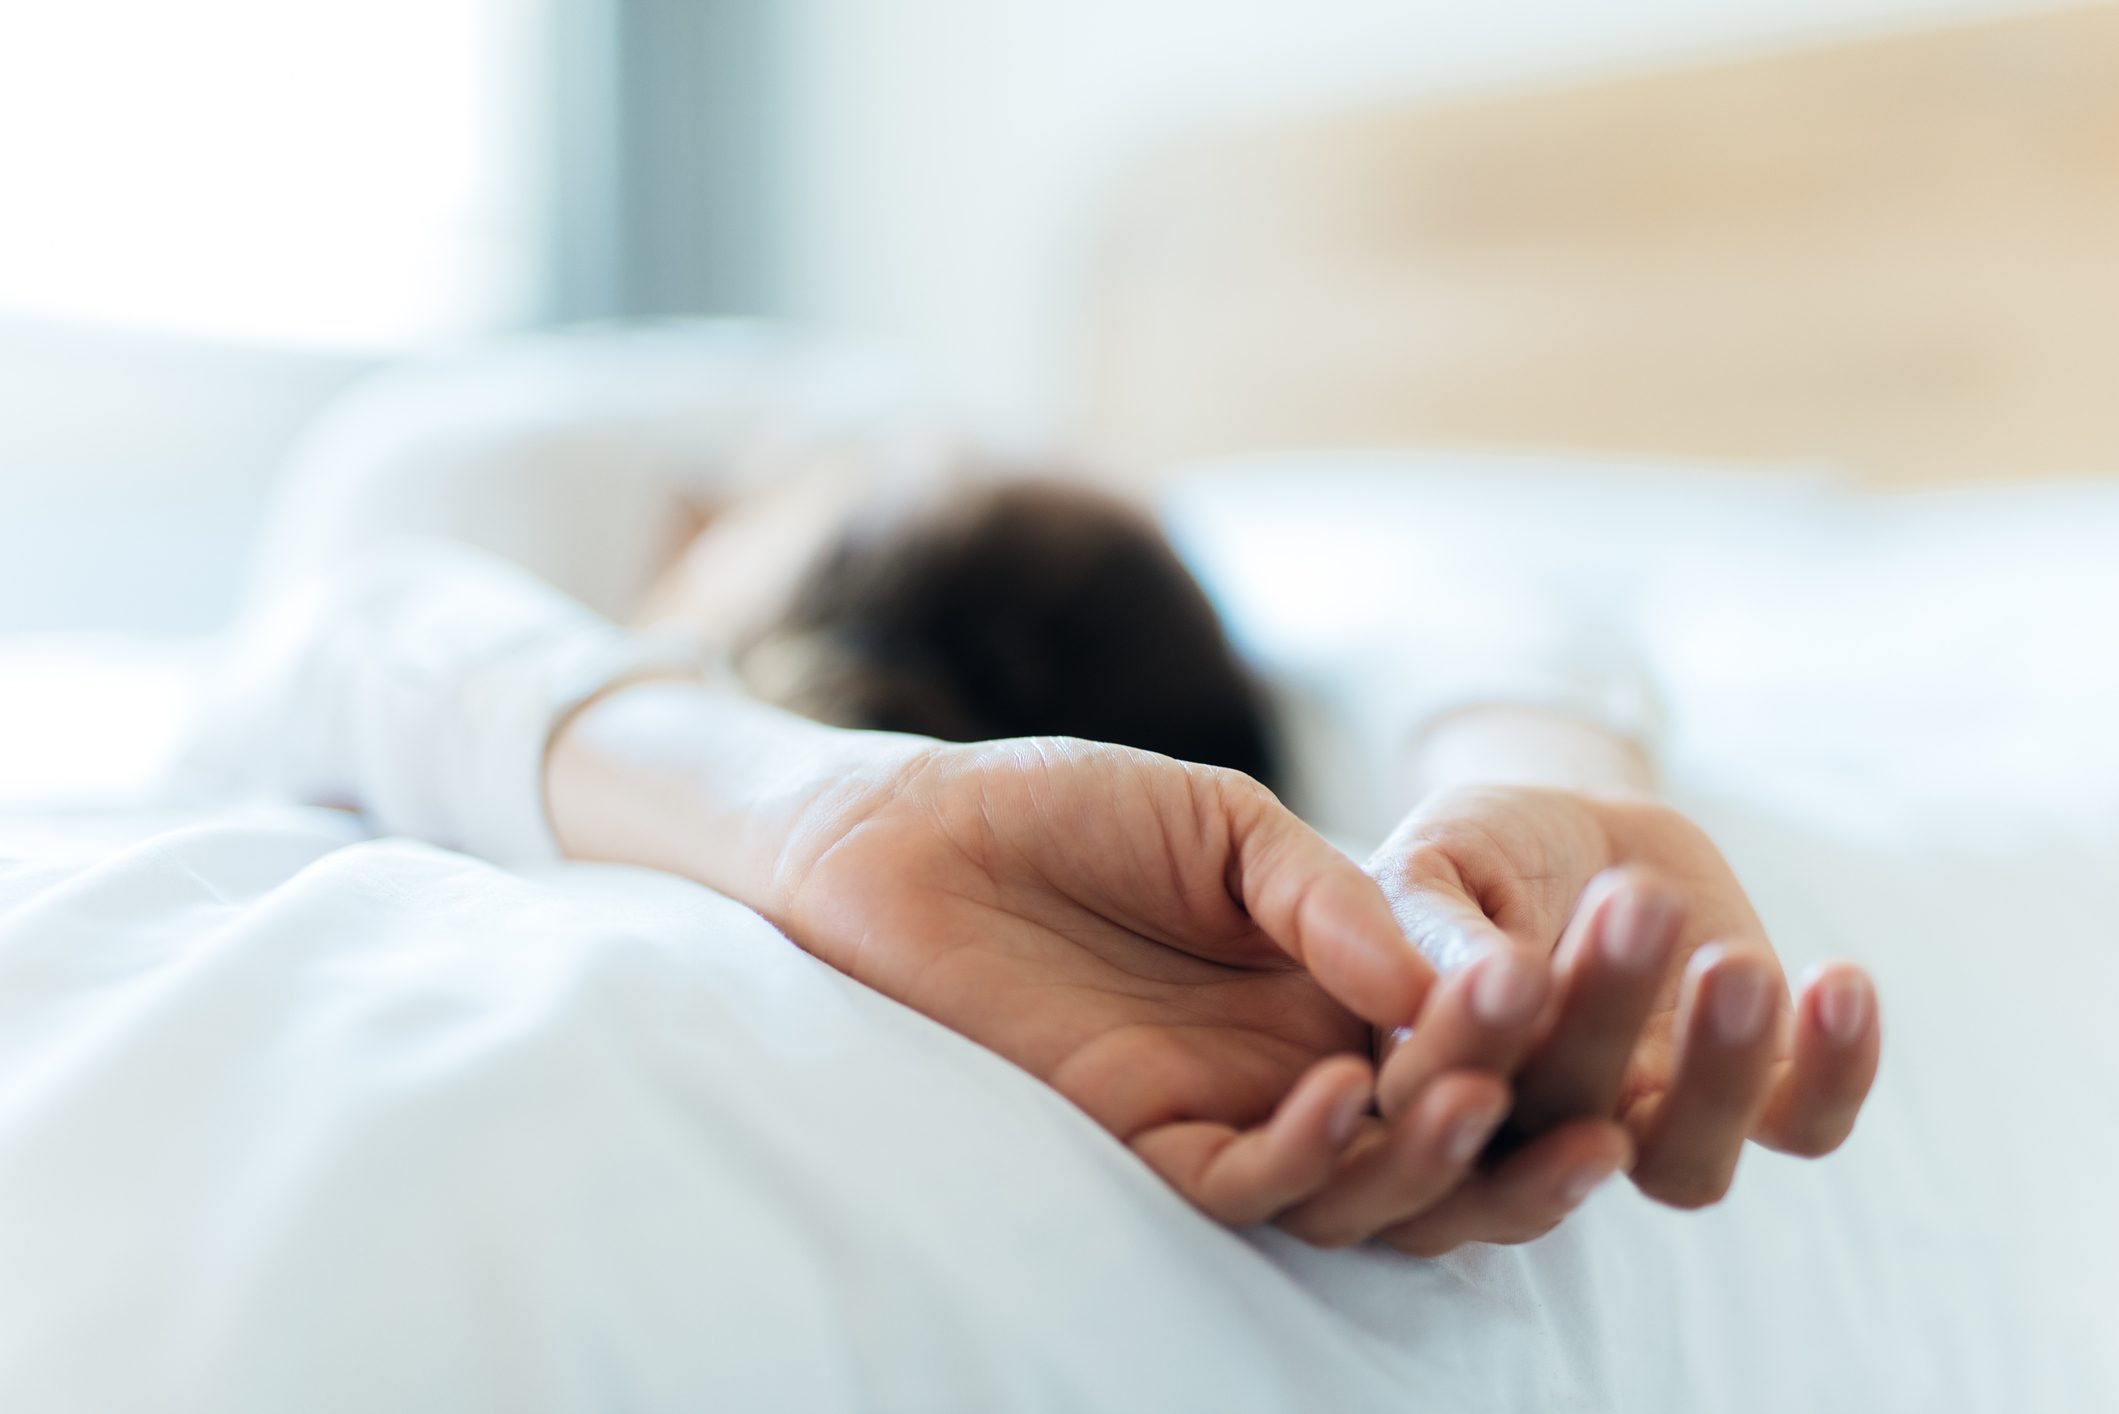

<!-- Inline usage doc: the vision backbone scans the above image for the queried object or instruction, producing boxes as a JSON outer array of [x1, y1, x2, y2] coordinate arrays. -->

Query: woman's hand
[[550, 682, 1523, 1238], [1362, 784, 1880, 1253], [763, 735, 1534, 1237]]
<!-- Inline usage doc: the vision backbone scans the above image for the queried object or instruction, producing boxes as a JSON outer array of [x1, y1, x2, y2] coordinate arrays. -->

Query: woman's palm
[[772, 739, 1426, 1215]]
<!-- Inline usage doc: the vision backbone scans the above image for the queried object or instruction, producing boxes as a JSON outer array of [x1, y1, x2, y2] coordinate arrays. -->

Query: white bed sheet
[[4, 458, 2116, 1412]]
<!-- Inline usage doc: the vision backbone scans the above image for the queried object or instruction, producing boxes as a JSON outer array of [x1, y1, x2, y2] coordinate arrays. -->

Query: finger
[[1754, 962, 1881, 1157], [1506, 868, 1683, 1138], [1372, 863, 1521, 973], [1374, 945, 1550, 1117], [1130, 1055, 1374, 1227], [1379, 1118, 1633, 1257], [1625, 942, 1785, 1209], [1277, 1070, 1511, 1248], [1230, 793, 1434, 1028]]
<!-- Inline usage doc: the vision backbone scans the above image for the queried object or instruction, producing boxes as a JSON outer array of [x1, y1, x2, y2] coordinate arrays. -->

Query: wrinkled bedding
[[3, 459, 2115, 1412]]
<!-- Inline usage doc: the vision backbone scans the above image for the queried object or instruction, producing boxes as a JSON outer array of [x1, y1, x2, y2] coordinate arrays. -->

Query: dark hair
[[737, 477, 1279, 789]]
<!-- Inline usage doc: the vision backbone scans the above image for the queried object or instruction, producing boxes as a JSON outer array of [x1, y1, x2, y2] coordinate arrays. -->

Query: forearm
[[1405, 704, 1656, 804], [544, 676, 927, 916]]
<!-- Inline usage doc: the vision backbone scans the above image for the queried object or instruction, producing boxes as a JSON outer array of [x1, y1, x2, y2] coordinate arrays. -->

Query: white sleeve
[[1348, 581, 1664, 754], [180, 540, 711, 864], [195, 321, 935, 862], [246, 320, 937, 623], [1269, 582, 1662, 842], [1157, 463, 1665, 840]]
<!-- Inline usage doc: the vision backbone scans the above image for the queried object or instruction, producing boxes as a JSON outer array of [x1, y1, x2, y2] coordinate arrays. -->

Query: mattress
[[3, 457, 2115, 1412]]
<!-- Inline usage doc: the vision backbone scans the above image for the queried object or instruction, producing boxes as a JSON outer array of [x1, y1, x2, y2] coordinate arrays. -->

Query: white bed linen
[[4, 459, 2117, 1412]]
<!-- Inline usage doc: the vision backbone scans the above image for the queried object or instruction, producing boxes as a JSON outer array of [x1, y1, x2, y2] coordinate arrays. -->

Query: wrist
[[1405, 704, 1656, 803], [544, 675, 931, 911]]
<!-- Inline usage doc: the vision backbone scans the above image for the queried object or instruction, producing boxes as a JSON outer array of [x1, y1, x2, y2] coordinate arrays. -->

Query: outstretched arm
[[545, 676, 1505, 1233], [196, 535, 1534, 1244]]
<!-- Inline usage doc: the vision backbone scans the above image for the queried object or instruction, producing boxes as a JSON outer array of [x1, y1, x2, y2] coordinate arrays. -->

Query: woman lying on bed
[[200, 321, 1879, 1255]]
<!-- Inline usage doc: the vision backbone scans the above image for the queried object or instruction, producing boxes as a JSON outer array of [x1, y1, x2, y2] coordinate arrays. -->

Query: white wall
[[774, 0, 2071, 440]]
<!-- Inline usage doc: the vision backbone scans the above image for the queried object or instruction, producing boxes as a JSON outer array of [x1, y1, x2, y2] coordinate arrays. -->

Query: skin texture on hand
[[758, 735, 1482, 1228], [1365, 784, 1882, 1249], [550, 680, 1520, 1236], [552, 683, 1876, 1252]]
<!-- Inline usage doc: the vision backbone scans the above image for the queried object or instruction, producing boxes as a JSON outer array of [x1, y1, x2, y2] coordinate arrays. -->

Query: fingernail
[[1560, 1163, 1617, 1206], [1444, 1106, 1505, 1165], [1329, 1091, 1368, 1148], [1712, 963, 1772, 1044], [1473, 951, 1544, 1026], [1602, 889, 1674, 969], [1816, 971, 1870, 1045]]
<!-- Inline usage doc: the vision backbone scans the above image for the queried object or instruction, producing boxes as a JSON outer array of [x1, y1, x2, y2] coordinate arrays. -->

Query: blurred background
[[0, 0, 2098, 633]]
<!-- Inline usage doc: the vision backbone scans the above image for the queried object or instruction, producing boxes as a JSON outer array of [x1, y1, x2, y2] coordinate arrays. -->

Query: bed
[[7, 10, 2119, 1412]]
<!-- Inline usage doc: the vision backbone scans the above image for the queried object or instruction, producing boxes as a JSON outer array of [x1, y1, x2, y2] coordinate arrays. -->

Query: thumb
[[1368, 850, 1525, 975], [1373, 873, 1525, 975], [1223, 780, 1435, 1030]]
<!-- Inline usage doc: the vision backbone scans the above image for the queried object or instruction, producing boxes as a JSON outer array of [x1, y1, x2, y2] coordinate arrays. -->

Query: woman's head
[[656, 466, 1278, 788]]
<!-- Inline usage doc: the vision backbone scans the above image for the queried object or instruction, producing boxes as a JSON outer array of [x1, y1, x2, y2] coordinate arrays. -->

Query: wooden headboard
[[1080, 6, 2119, 484]]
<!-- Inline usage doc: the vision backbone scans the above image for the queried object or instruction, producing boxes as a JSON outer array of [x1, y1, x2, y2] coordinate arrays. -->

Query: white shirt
[[182, 320, 937, 861], [184, 322, 1654, 861]]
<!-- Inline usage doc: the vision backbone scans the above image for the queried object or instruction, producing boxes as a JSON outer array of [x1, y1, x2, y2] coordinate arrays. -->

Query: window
[[0, 0, 548, 350]]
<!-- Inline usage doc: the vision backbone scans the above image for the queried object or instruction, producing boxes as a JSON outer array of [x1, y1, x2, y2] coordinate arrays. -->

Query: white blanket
[[4, 459, 2116, 1411]]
